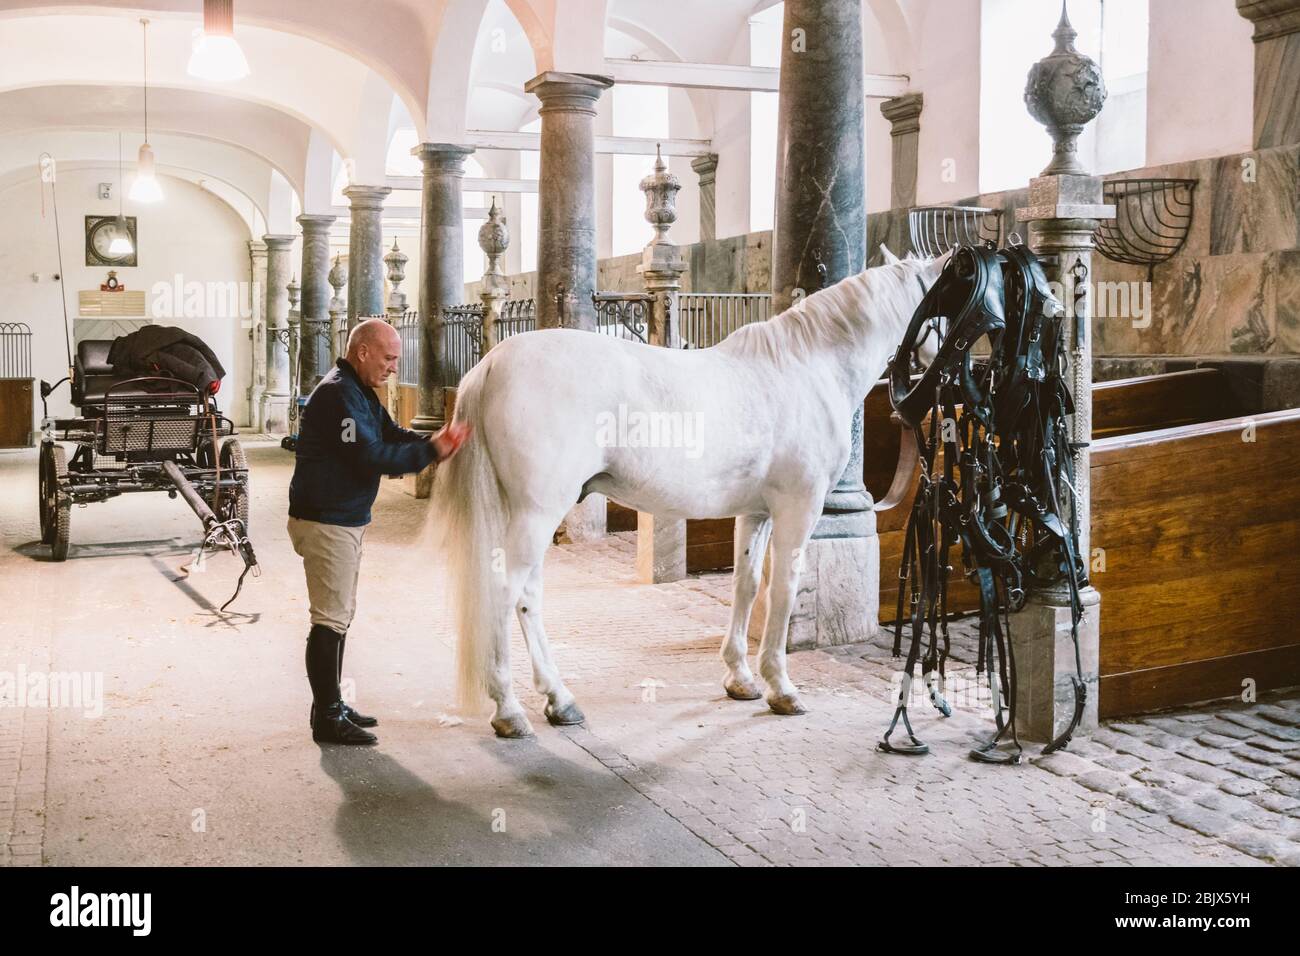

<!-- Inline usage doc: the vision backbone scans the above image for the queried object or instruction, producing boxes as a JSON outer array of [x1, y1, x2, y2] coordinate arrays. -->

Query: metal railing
[[498, 298, 537, 339], [442, 305, 487, 387], [0, 322, 32, 378], [394, 310, 419, 385], [593, 292, 652, 343], [676, 293, 771, 349]]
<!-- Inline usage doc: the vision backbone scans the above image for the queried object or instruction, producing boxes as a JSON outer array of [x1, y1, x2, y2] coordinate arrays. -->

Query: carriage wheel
[[47, 444, 71, 562], [38, 441, 55, 543], [218, 438, 250, 534]]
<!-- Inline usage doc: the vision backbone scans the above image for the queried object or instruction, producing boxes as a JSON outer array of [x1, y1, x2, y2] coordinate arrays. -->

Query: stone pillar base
[[557, 494, 607, 544], [261, 393, 290, 435], [752, 511, 880, 651], [636, 512, 685, 583], [248, 384, 265, 430], [1008, 585, 1101, 743], [401, 462, 436, 499]]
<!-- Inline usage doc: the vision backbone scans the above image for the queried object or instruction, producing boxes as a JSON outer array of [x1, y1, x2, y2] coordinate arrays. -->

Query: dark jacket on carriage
[[288, 358, 439, 527], [107, 325, 226, 395]]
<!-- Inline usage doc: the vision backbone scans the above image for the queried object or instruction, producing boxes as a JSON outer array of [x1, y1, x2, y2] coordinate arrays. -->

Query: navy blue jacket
[[288, 359, 440, 527]]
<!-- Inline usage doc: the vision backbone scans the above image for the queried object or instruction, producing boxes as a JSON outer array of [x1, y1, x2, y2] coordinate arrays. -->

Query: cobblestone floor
[[1, 442, 1296, 866]]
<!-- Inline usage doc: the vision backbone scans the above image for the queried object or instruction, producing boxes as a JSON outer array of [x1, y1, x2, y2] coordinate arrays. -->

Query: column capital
[[880, 91, 924, 135], [1015, 173, 1114, 224], [525, 71, 614, 114], [690, 152, 719, 184], [342, 184, 392, 211], [296, 213, 337, 234], [1237, 0, 1300, 41], [262, 233, 295, 249], [247, 238, 267, 257], [411, 142, 475, 175]]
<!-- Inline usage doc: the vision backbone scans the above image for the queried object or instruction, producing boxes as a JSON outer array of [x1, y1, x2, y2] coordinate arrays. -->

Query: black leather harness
[[879, 244, 1088, 764]]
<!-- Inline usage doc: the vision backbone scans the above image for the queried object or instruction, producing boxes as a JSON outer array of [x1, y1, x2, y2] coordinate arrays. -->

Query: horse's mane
[[717, 258, 933, 368]]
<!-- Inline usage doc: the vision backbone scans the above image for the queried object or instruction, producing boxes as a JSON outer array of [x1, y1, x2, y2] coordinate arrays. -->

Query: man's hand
[[431, 421, 472, 461]]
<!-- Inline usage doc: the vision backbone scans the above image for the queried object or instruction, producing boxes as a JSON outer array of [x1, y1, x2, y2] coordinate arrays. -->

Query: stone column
[[297, 214, 335, 394], [478, 198, 510, 351], [344, 185, 391, 325], [768, 0, 876, 650], [410, 144, 474, 438], [691, 152, 719, 243], [526, 71, 614, 331], [285, 276, 301, 435], [526, 71, 614, 541], [636, 147, 688, 584], [327, 254, 346, 365], [259, 233, 294, 434], [1237, 0, 1300, 148], [246, 239, 267, 429], [880, 92, 923, 211], [1011, 2, 1114, 744]]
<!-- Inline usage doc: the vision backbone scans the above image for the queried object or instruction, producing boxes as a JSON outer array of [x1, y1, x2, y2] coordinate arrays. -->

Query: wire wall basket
[[1093, 178, 1197, 282], [908, 205, 1005, 258]]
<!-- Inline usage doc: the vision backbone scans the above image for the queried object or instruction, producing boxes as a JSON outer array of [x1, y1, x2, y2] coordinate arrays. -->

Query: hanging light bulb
[[110, 133, 135, 256], [187, 0, 250, 82], [130, 18, 163, 203]]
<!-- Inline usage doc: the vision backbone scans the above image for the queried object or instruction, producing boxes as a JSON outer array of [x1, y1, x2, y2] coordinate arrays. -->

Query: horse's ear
[[879, 244, 901, 265]]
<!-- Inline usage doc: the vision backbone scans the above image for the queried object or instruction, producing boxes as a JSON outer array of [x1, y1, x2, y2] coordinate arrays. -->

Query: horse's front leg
[[758, 493, 825, 716], [721, 513, 772, 700]]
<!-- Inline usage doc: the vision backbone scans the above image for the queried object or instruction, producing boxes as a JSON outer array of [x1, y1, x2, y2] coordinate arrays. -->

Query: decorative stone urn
[[640, 144, 681, 242], [384, 239, 408, 313], [1024, 1, 1108, 176], [477, 198, 510, 282]]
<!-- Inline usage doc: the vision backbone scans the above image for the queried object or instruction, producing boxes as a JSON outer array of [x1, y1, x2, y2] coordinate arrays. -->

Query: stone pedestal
[[297, 214, 335, 393], [344, 185, 391, 325], [527, 71, 613, 541], [636, 147, 688, 583], [690, 153, 719, 243], [769, 0, 876, 648], [246, 239, 267, 430], [880, 92, 923, 212], [1237, 0, 1300, 148], [260, 233, 295, 434], [1012, 172, 1114, 742]]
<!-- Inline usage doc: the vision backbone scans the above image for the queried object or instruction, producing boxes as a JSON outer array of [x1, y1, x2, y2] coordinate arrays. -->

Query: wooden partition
[[1092, 409, 1300, 716]]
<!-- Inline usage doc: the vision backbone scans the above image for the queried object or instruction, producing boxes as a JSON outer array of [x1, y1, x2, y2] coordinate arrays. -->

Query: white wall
[[1, 168, 253, 431], [914, 0, 983, 203], [1146, 0, 1253, 166]]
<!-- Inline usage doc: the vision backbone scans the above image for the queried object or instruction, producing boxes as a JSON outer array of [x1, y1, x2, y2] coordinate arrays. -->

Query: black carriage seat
[[72, 339, 193, 408]]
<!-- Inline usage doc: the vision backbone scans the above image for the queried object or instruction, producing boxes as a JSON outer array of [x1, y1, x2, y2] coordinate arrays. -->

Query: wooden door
[[0, 378, 34, 447]]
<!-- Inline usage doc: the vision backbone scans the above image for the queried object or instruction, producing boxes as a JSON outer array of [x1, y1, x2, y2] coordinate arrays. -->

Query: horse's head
[[878, 245, 951, 365]]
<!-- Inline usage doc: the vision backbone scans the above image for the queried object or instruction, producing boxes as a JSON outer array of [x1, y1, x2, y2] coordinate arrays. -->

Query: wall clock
[[85, 215, 138, 268]]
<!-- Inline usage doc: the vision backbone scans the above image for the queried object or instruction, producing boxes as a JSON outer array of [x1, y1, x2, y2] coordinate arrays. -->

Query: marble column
[[691, 152, 719, 243], [344, 185, 391, 325], [526, 71, 614, 332], [766, 0, 876, 650], [636, 147, 688, 584], [297, 213, 335, 393], [259, 233, 294, 434], [880, 92, 923, 211], [410, 144, 473, 437], [526, 70, 613, 541], [246, 239, 267, 429], [1237, 0, 1300, 148]]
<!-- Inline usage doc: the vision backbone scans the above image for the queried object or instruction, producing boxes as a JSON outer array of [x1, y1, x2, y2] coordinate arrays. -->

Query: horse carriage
[[37, 339, 257, 602]]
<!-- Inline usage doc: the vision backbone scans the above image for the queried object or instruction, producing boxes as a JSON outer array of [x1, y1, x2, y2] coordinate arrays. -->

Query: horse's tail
[[431, 359, 507, 713]]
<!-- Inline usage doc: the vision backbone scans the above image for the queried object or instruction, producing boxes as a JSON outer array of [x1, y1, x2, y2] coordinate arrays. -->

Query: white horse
[[432, 251, 944, 738]]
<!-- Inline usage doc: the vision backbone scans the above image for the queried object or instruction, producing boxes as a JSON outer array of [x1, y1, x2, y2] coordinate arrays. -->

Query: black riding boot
[[337, 632, 378, 728], [306, 624, 377, 745]]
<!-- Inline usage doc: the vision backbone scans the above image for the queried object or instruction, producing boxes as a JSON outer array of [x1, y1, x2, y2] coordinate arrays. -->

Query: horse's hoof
[[724, 677, 763, 701], [544, 701, 586, 726], [767, 693, 808, 716], [491, 713, 535, 738]]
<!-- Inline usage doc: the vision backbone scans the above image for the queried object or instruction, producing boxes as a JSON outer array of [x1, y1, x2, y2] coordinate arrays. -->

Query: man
[[288, 318, 470, 745]]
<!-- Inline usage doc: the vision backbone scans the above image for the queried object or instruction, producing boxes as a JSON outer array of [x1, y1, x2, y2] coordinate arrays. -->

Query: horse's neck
[[767, 274, 915, 407]]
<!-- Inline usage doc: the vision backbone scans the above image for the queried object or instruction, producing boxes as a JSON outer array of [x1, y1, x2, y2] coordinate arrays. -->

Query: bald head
[[345, 318, 402, 387]]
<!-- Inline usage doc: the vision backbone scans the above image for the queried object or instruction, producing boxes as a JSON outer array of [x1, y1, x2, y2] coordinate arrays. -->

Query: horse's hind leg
[[758, 494, 825, 716], [515, 560, 584, 726], [721, 513, 771, 701]]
